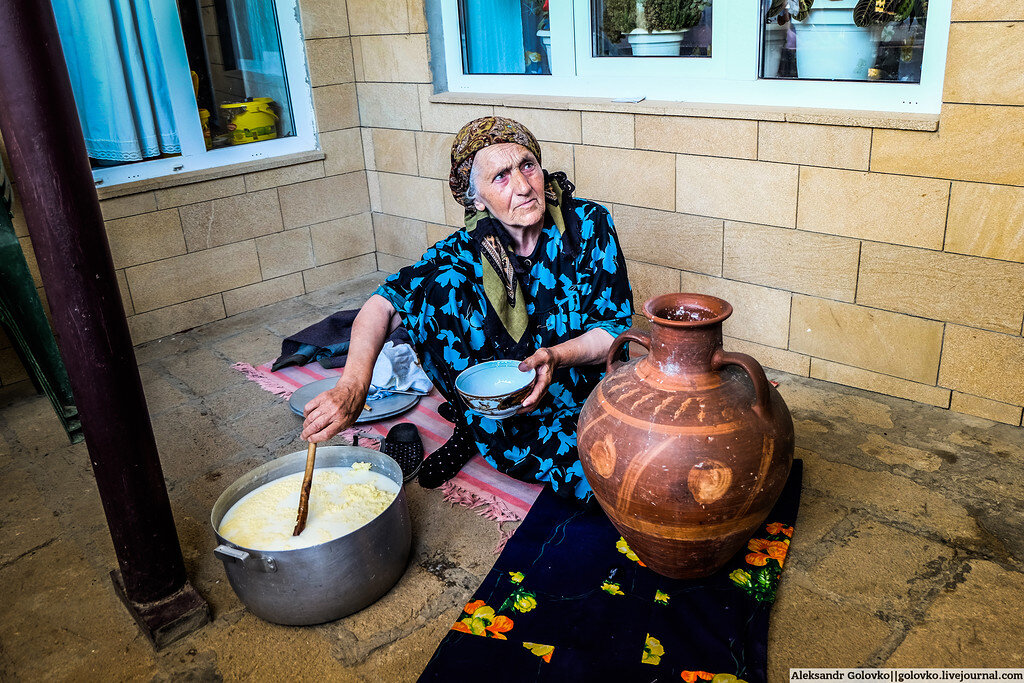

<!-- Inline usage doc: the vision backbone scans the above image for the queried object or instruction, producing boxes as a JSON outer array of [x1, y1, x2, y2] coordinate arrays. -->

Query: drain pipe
[[0, 1, 210, 647]]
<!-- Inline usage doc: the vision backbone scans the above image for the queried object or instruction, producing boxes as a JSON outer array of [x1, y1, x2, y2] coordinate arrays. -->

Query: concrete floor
[[1, 271, 1022, 681]]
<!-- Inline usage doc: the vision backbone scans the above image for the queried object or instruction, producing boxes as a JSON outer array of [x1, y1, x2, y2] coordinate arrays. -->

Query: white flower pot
[[794, 0, 878, 80], [626, 29, 685, 57], [536, 28, 551, 55], [762, 21, 788, 78]]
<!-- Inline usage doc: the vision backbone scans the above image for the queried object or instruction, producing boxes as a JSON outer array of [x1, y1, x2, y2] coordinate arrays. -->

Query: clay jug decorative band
[[577, 293, 794, 579]]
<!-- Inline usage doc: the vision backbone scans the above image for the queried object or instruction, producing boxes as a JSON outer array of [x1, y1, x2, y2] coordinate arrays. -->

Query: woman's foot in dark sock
[[417, 421, 474, 489]]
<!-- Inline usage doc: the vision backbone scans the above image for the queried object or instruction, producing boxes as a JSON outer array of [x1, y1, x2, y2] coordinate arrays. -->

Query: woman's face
[[471, 143, 546, 232]]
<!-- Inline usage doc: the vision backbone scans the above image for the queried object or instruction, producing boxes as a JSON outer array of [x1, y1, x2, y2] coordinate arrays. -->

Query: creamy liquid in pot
[[219, 463, 399, 551]]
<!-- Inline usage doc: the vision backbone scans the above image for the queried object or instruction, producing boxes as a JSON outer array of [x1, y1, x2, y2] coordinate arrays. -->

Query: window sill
[[95, 149, 327, 200], [431, 92, 939, 132]]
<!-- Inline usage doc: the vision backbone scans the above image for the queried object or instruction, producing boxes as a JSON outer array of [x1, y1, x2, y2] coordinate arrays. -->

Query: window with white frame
[[51, 0, 316, 188], [440, 0, 951, 114]]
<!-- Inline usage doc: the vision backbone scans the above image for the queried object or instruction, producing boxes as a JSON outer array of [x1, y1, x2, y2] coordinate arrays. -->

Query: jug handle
[[712, 349, 771, 419], [605, 330, 650, 375]]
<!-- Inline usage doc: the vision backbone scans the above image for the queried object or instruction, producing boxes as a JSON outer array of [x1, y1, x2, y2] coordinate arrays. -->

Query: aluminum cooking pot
[[210, 445, 411, 625]]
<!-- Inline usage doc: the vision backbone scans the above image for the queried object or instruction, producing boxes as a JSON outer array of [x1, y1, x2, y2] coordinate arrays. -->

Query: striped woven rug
[[233, 360, 543, 546]]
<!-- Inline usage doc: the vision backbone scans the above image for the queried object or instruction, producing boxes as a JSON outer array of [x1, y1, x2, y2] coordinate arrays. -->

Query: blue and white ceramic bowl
[[455, 360, 536, 419]]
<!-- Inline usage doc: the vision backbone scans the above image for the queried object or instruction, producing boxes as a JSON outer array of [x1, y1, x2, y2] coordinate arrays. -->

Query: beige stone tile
[[790, 295, 944, 384], [946, 182, 1024, 263], [373, 213, 428, 261], [222, 273, 305, 317], [407, 0, 427, 32], [951, 0, 1024, 21], [872, 104, 1024, 185], [938, 324, 1024, 406], [797, 167, 948, 249], [444, 193, 467, 227], [0, 347, 29, 385], [857, 242, 1024, 334], [810, 358, 951, 408], [944, 23, 1024, 106], [104, 209, 187, 269], [415, 131, 455, 180], [581, 112, 634, 148], [313, 83, 359, 132], [723, 335, 810, 376], [154, 176, 245, 209], [375, 252, 415, 275], [360, 128, 376, 171], [310, 213, 375, 264], [243, 161, 324, 192], [725, 222, 859, 301], [351, 35, 364, 81], [127, 294, 226, 345], [298, 0, 350, 38], [678, 272, 792, 348], [576, 146, 674, 211], [758, 121, 870, 170], [541, 141, 574, 182], [367, 170, 382, 212], [677, 155, 798, 227], [635, 115, 757, 159], [613, 205, 722, 275], [347, 0, 408, 35], [426, 222, 458, 247], [377, 172, 446, 223], [493, 107, 582, 144], [278, 172, 369, 229], [623, 260, 679, 310], [418, 85, 492, 133], [357, 82, 421, 130], [371, 128, 418, 175], [179, 190, 283, 251], [886, 560, 1024, 666], [322, 128, 365, 176], [302, 253, 378, 292], [115, 269, 134, 316], [256, 227, 315, 279], [125, 241, 261, 313], [355, 35, 431, 83], [950, 392, 1024, 426], [768, 584, 890, 679], [305, 38, 354, 87], [99, 192, 157, 220]]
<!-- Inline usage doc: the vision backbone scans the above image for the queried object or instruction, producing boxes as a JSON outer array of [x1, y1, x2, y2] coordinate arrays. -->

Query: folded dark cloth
[[419, 461, 804, 683], [272, 309, 411, 371]]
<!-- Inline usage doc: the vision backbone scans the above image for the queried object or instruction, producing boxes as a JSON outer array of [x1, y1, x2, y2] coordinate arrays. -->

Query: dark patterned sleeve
[[373, 236, 464, 340], [577, 204, 634, 339]]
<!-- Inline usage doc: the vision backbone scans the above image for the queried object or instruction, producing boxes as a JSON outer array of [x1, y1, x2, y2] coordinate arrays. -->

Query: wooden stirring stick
[[292, 441, 317, 536]]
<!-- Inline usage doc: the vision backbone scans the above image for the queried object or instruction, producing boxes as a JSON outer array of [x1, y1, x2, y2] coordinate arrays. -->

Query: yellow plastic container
[[198, 108, 212, 150], [221, 100, 278, 145]]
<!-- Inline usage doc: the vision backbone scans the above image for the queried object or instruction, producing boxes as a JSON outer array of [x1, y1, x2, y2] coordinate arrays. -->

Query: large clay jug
[[577, 293, 794, 579]]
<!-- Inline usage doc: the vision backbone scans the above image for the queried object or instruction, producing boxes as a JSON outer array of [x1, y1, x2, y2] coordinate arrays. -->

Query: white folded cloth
[[370, 342, 432, 393]]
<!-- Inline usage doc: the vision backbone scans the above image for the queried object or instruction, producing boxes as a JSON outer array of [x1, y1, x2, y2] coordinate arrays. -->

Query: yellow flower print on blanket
[[642, 634, 664, 665], [450, 600, 514, 639], [522, 642, 554, 663]]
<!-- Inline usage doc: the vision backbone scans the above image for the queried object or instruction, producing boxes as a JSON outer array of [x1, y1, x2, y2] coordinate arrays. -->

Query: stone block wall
[[2, 0, 1022, 430], [353, 0, 1024, 426]]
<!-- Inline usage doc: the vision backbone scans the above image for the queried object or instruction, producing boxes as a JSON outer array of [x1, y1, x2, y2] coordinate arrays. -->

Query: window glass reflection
[[460, 0, 552, 74]]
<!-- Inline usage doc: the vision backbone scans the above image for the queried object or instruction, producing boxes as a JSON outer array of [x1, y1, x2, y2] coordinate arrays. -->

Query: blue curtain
[[51, 0, 190, 162], [464, 0, 527, 74]]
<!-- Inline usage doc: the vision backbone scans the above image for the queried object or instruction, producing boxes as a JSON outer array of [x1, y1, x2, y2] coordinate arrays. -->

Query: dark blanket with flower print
[[418, 460, 803, 683]]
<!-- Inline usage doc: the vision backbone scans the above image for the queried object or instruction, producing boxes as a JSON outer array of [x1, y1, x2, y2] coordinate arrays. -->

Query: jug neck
[[641, 293, 733, 374]]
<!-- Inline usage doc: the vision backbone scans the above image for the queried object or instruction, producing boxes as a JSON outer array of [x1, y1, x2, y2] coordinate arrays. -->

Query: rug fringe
[[440, 480, 524, 553], [231, 362, 296, 398]]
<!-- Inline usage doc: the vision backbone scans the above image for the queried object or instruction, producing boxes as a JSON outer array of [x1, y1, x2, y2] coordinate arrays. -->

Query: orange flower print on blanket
[[765, 522, 793, 537], [522, 642, 554, 663], [745, 538, 789, 567], [730, 521, 795, 603], [680, 671, 715, 682], [450, 600, 514, 639]]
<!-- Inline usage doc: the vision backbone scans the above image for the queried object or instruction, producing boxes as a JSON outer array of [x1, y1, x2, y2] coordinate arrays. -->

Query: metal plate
[[288, 377, 420, 423]]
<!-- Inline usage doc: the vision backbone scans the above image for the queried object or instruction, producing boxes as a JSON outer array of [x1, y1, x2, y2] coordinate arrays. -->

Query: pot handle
[[214, 544, 278, 573], [606, 330, 651, 375], [712, 349, 771, 420]]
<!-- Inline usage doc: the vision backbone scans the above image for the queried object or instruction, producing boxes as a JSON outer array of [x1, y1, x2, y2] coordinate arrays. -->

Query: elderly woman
[[300, 116, 632, 501]]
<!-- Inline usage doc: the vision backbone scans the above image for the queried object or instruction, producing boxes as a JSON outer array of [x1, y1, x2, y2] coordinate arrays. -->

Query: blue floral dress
[[375, 196, 633, 501]]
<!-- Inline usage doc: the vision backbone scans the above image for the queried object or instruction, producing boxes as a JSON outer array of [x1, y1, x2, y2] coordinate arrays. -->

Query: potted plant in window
[[782, 0, 879, 80], [604, 0, 711, 57], [852, 0, 928, 81]]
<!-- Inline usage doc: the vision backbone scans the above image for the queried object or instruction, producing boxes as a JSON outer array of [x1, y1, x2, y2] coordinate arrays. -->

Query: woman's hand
[[518, 347, 559, 412], [300, 379, 368, 443]]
